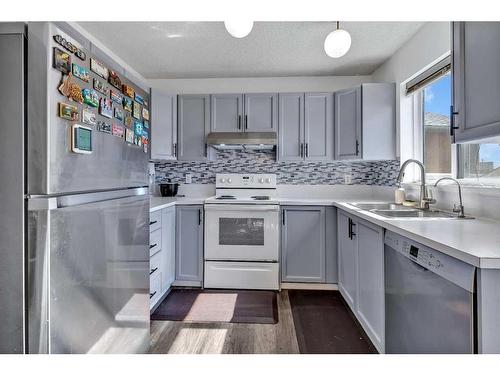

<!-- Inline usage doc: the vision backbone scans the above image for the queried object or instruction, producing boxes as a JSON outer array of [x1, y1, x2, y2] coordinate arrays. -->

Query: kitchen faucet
[[434, 177, 466, 218], [396, 159, 435, 210]]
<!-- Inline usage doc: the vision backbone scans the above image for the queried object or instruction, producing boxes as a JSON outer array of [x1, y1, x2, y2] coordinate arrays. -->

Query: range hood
[[206, 132, 277, 151]]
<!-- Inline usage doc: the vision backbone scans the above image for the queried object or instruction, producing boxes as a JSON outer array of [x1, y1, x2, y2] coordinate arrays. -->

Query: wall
[[371, 22, 451, 158], [155, 149, 399, 186], [148, 75, 372, 94]]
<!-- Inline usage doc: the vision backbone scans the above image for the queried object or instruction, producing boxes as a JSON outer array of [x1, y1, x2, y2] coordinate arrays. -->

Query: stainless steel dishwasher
[[384, 231, 476, 353]]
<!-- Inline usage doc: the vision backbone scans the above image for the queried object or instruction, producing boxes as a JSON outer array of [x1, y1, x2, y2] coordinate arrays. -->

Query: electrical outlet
[[185, 173, 192, 184], [344, 174, 352, 185]]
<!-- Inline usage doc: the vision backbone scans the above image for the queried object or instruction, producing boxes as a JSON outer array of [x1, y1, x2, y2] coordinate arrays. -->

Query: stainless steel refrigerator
[[0, 22, 150, 353]]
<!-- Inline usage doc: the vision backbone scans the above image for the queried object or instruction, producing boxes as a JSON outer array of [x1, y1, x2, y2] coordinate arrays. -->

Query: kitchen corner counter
[[333, 201, 500, 269], [150, 196, 207, 212]]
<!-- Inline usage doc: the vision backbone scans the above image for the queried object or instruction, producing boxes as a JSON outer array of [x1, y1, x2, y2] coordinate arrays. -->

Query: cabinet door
[[278, 93, 304, 161], [281, 206, 326, 283], [304, 93, 333, 161], [175, 205, 203, 283], [161, 206, 176, 291], [453, 22, 500, 142], [337, 211, 357, 308], [356, 219, 385, 351], [210, 94, 244, 132], [151, 89, 177, 160], [177, 95, 210, 161], [334, 87, 362, 160], [244, 93, 278, 132]]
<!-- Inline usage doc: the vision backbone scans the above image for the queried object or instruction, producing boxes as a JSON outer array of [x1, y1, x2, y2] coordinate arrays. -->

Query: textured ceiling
[[77, 21, 424, 79]]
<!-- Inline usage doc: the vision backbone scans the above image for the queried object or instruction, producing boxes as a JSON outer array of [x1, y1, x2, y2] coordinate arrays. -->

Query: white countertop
[[150, 194, 500, 269], [150, 196, 207, 212]]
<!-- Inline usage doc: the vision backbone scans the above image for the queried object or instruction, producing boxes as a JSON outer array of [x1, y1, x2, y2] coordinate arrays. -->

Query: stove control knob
[[259, 178, 264, 183], [265, 178, 271, 183], [227, 178, 232, 183], [220, 178, 226, 183]]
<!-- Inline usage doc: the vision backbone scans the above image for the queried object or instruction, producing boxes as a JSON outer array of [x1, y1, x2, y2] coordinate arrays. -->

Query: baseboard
[[280, 282, 339, 290], [172, 280, 203, 288]]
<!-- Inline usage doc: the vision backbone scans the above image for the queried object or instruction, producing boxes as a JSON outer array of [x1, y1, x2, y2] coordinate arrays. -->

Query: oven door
[[204, 204, 280, 261]]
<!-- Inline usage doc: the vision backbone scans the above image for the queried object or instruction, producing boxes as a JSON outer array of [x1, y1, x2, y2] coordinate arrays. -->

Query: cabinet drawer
[[149, 251, 161, 278], [149, 228, 162, 257], [150, 210, 161, 232], [150, 271, 162, 308]]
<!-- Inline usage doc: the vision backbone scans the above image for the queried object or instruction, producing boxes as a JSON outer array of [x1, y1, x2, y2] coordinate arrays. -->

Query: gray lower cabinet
[[278, 92, 333, 161], [161, 206, 176, 290], [452, 22, 500, 143], [334, 83, 395, 160], [338, 210, 357, 305], [177, 95, 210, 161], [337, 209, 385, 352], [281, 206, 337, 283], [175, 205, 204, 285], [151, 89, 177, 160]]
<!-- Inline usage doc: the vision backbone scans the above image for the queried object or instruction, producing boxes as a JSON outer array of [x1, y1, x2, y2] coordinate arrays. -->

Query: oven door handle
[[204, 204, 280, 212]]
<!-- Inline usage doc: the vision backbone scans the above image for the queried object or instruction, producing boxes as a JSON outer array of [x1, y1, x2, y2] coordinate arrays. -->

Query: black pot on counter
[[159, 181, 179, 197]]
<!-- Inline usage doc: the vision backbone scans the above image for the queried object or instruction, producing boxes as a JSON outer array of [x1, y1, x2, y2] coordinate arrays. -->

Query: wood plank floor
[[149, 290, 299, 354], [149, 289, 375, 354]]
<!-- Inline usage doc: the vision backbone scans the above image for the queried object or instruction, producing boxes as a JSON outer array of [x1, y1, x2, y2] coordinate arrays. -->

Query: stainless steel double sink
[[348, 202, 466, 219]]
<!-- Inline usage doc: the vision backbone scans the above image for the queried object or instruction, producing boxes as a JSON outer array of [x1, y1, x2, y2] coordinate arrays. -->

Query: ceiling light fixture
[[324, 21, 352, 58], [224, 20, 254, 38]]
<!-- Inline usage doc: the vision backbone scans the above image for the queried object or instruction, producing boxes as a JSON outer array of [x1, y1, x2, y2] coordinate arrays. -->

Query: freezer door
[[27, 22, 149, 194], [27, 188, 150, 353]]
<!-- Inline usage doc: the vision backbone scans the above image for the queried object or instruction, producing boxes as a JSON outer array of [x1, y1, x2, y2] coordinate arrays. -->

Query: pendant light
[[224, 20, 254, 38], [324, 22, 352, 58]]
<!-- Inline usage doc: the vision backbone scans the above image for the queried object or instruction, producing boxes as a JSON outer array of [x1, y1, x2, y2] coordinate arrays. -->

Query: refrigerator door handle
[[27, 187, 149, 211]]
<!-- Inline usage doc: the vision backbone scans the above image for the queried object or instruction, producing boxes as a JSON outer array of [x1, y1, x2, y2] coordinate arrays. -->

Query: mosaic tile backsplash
[[155, 149, 400, 186]]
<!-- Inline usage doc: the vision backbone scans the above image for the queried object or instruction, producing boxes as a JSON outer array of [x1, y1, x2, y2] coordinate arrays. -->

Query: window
[[422, 73, 452, 176], [459, 143, 500, 182], [406, 57, 500, 185]]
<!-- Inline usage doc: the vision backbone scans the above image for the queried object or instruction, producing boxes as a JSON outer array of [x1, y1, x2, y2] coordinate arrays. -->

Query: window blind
[[405, 56, 451, 95]]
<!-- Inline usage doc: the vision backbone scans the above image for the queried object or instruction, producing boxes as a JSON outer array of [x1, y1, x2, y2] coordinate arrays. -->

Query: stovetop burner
[[216, 195, 236, 200], [251, 196, 270, 200]]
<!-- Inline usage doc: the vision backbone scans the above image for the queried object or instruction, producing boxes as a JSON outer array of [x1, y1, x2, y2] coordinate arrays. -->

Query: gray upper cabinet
[[211, 93, 277, 133], [452, 22, 500, 143], [281, 206, 326, 283], [335, 83, 395, 160], [244, 93, 278, 132], [278, 92, 334, 161], [210, 94, 244, 132], [175, 205, 204, 284], [151, 89, 177, 160], [334, 87, 362, 160], [278, 93, 304, 161], [177, 95, 210, 161], [304, 93, 333, 161]]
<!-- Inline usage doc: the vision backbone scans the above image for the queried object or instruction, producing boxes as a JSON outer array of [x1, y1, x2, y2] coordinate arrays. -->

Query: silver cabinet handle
[[149, 244, 157, 249], [300, 143, 304, 158], [238, 115, 242, 130], [355, 140, 359, 156], [305, 143, 309, 157], [150, 267, 158, 275], [245, 115, 248, 130], [150, 291, 157, 299]]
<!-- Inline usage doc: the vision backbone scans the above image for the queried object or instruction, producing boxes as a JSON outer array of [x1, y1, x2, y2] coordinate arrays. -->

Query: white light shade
[[224, 20, 254, 38], [324, 29, 352, 58]]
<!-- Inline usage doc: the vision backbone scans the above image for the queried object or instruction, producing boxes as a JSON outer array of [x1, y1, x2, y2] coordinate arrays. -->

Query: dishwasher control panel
[[384, 231, 475, 292]]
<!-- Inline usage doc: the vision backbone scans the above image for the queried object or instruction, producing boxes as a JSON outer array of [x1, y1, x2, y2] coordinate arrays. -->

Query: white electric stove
[[204, 173, 280, 290]]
